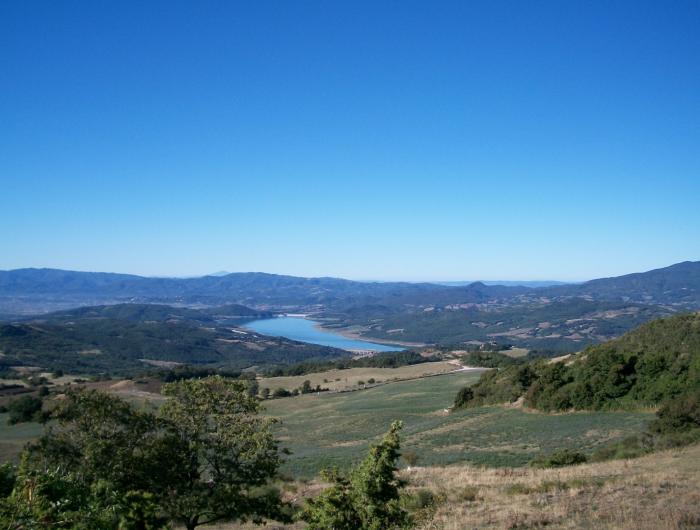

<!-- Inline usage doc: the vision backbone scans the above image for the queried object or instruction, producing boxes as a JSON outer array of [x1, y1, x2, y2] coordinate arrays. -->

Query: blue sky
[[1, 1, 699, 281]]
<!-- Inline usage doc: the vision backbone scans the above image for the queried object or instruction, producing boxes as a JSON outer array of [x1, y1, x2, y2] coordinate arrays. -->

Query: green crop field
[[0, 413, 43, 463], [264, 371, 654, 478]]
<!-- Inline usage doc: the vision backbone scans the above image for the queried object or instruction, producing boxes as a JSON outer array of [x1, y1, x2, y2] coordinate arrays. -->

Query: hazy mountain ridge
[[2, 261, 698, 315], [1, 262, 698, 351]]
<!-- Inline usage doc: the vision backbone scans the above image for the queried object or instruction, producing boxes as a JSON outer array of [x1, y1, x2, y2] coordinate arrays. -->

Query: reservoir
[[244, 316, 403, 352]]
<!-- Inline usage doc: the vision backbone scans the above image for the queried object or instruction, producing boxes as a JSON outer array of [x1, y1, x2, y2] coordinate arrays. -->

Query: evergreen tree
[[302, 421, 411, 529]]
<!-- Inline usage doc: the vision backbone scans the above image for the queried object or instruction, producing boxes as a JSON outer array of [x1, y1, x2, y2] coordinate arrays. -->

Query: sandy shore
[[313, 321, 426, 348]]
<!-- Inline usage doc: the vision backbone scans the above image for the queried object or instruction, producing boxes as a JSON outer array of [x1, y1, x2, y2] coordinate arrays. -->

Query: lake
[[244, 317, 403, 352]]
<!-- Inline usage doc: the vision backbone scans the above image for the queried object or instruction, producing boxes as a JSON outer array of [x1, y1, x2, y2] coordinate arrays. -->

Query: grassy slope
[[264, 371, 652, 478], [408, 443, 700, 530]]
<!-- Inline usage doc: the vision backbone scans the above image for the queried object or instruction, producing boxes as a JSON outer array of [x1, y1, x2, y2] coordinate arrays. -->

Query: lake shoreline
[[313, 321, 426, 349], [244, 316, 407, 352]]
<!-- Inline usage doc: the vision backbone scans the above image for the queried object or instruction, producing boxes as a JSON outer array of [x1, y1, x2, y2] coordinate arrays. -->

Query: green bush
[[301, 421, 411, 530], [529, 449, 588, 468], [649, 389, 700, 435], [7, 395, 43, 425]]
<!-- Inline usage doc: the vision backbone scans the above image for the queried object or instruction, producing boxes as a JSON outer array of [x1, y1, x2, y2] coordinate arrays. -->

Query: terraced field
[[265, 371, 653, 477]]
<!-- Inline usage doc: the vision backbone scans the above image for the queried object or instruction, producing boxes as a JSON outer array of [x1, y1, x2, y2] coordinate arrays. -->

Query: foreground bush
[[0, 376, 287, 530], [529, 449, 588, 468], [301, 421, 412, 530]]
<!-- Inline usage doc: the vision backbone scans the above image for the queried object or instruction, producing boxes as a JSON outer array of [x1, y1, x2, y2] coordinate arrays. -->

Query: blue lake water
[[244, 317, 403, 352]]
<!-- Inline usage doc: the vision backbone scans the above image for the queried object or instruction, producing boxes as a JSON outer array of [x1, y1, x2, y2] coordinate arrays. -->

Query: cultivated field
[[0, 413, 42, 463], [264, 371, 653, 477], [258, 361, 462, 392]]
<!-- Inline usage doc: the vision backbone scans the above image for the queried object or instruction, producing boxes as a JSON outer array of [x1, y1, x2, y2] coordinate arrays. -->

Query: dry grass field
[[213, 444, 700, 530], [257, 361, 462, 392]]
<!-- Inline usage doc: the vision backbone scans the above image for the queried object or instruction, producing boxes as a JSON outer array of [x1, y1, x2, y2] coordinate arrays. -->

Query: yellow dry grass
[[211, 444, 700, 530], [407, 443, 700, 529]]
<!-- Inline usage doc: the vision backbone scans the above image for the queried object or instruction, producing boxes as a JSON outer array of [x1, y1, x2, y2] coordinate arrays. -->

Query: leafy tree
[[31, 389, 186, 496], [272, 387, 291, 398], [159, 376, 287, 529], [0, 454, 168, 529], [7, 395, 43, 425], [5, 378, 287, 530], [301, 380, 313, 394], [301, 421, 411, 530]]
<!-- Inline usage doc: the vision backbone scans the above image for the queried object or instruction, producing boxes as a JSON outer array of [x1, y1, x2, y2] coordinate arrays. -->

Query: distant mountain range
[[436, 280, 572, 288], [0, 261, 698, 314], [1, 261, 698, 352]]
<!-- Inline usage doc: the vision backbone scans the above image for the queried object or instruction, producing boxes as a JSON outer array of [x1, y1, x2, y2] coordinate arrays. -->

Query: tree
[[7, 396, 43, 425], [29, 389, 186, 496], [247, 379, 260, 398], [159, 376, 287, 529], [272, 387, 291, 398], [5, 378, 287, 530], [301, 380, 312, 394], [260, 387, 270, 399], [302, 421, 411, 530]]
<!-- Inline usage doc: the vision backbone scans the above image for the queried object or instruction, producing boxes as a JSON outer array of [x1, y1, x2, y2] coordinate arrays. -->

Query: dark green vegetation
[[29, 302, 273, 324], [456, 312, 700, 412], [5, 396, 44, 425], [265, 371, 652, 477], [0, 379, 420, 530], [455, 313, 700, 464], [0, 377, 288, 529], [0, 304, 348, 375], [263, 351, 439, 377], [529, 449, 588, 468], [301, 422, 411, 530], [2, 261, 699, 351]]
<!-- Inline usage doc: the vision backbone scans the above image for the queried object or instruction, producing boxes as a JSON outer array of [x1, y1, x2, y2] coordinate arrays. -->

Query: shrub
[[453, 386, 474, 408], [529, 449, 588, 468], [402, 488, 434, 510], [458, 485, 480, 502], [272, 387, 292, 398], [649, 389, 700, 435]]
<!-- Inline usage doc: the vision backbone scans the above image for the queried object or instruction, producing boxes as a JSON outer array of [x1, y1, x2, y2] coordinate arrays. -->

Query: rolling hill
[[455, 312, 700, 411]]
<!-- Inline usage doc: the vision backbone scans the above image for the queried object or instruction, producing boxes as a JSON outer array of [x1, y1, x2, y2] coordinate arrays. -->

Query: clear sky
[[2, 1, 699, 281]]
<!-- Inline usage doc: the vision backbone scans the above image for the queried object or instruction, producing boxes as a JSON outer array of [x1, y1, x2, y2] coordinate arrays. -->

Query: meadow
[[264, 371, 653, 477]]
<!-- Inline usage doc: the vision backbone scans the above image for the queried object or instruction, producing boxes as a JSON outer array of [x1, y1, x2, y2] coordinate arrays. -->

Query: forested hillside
[[0, 318, 347, 375], [455, 312, 700, 412]]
